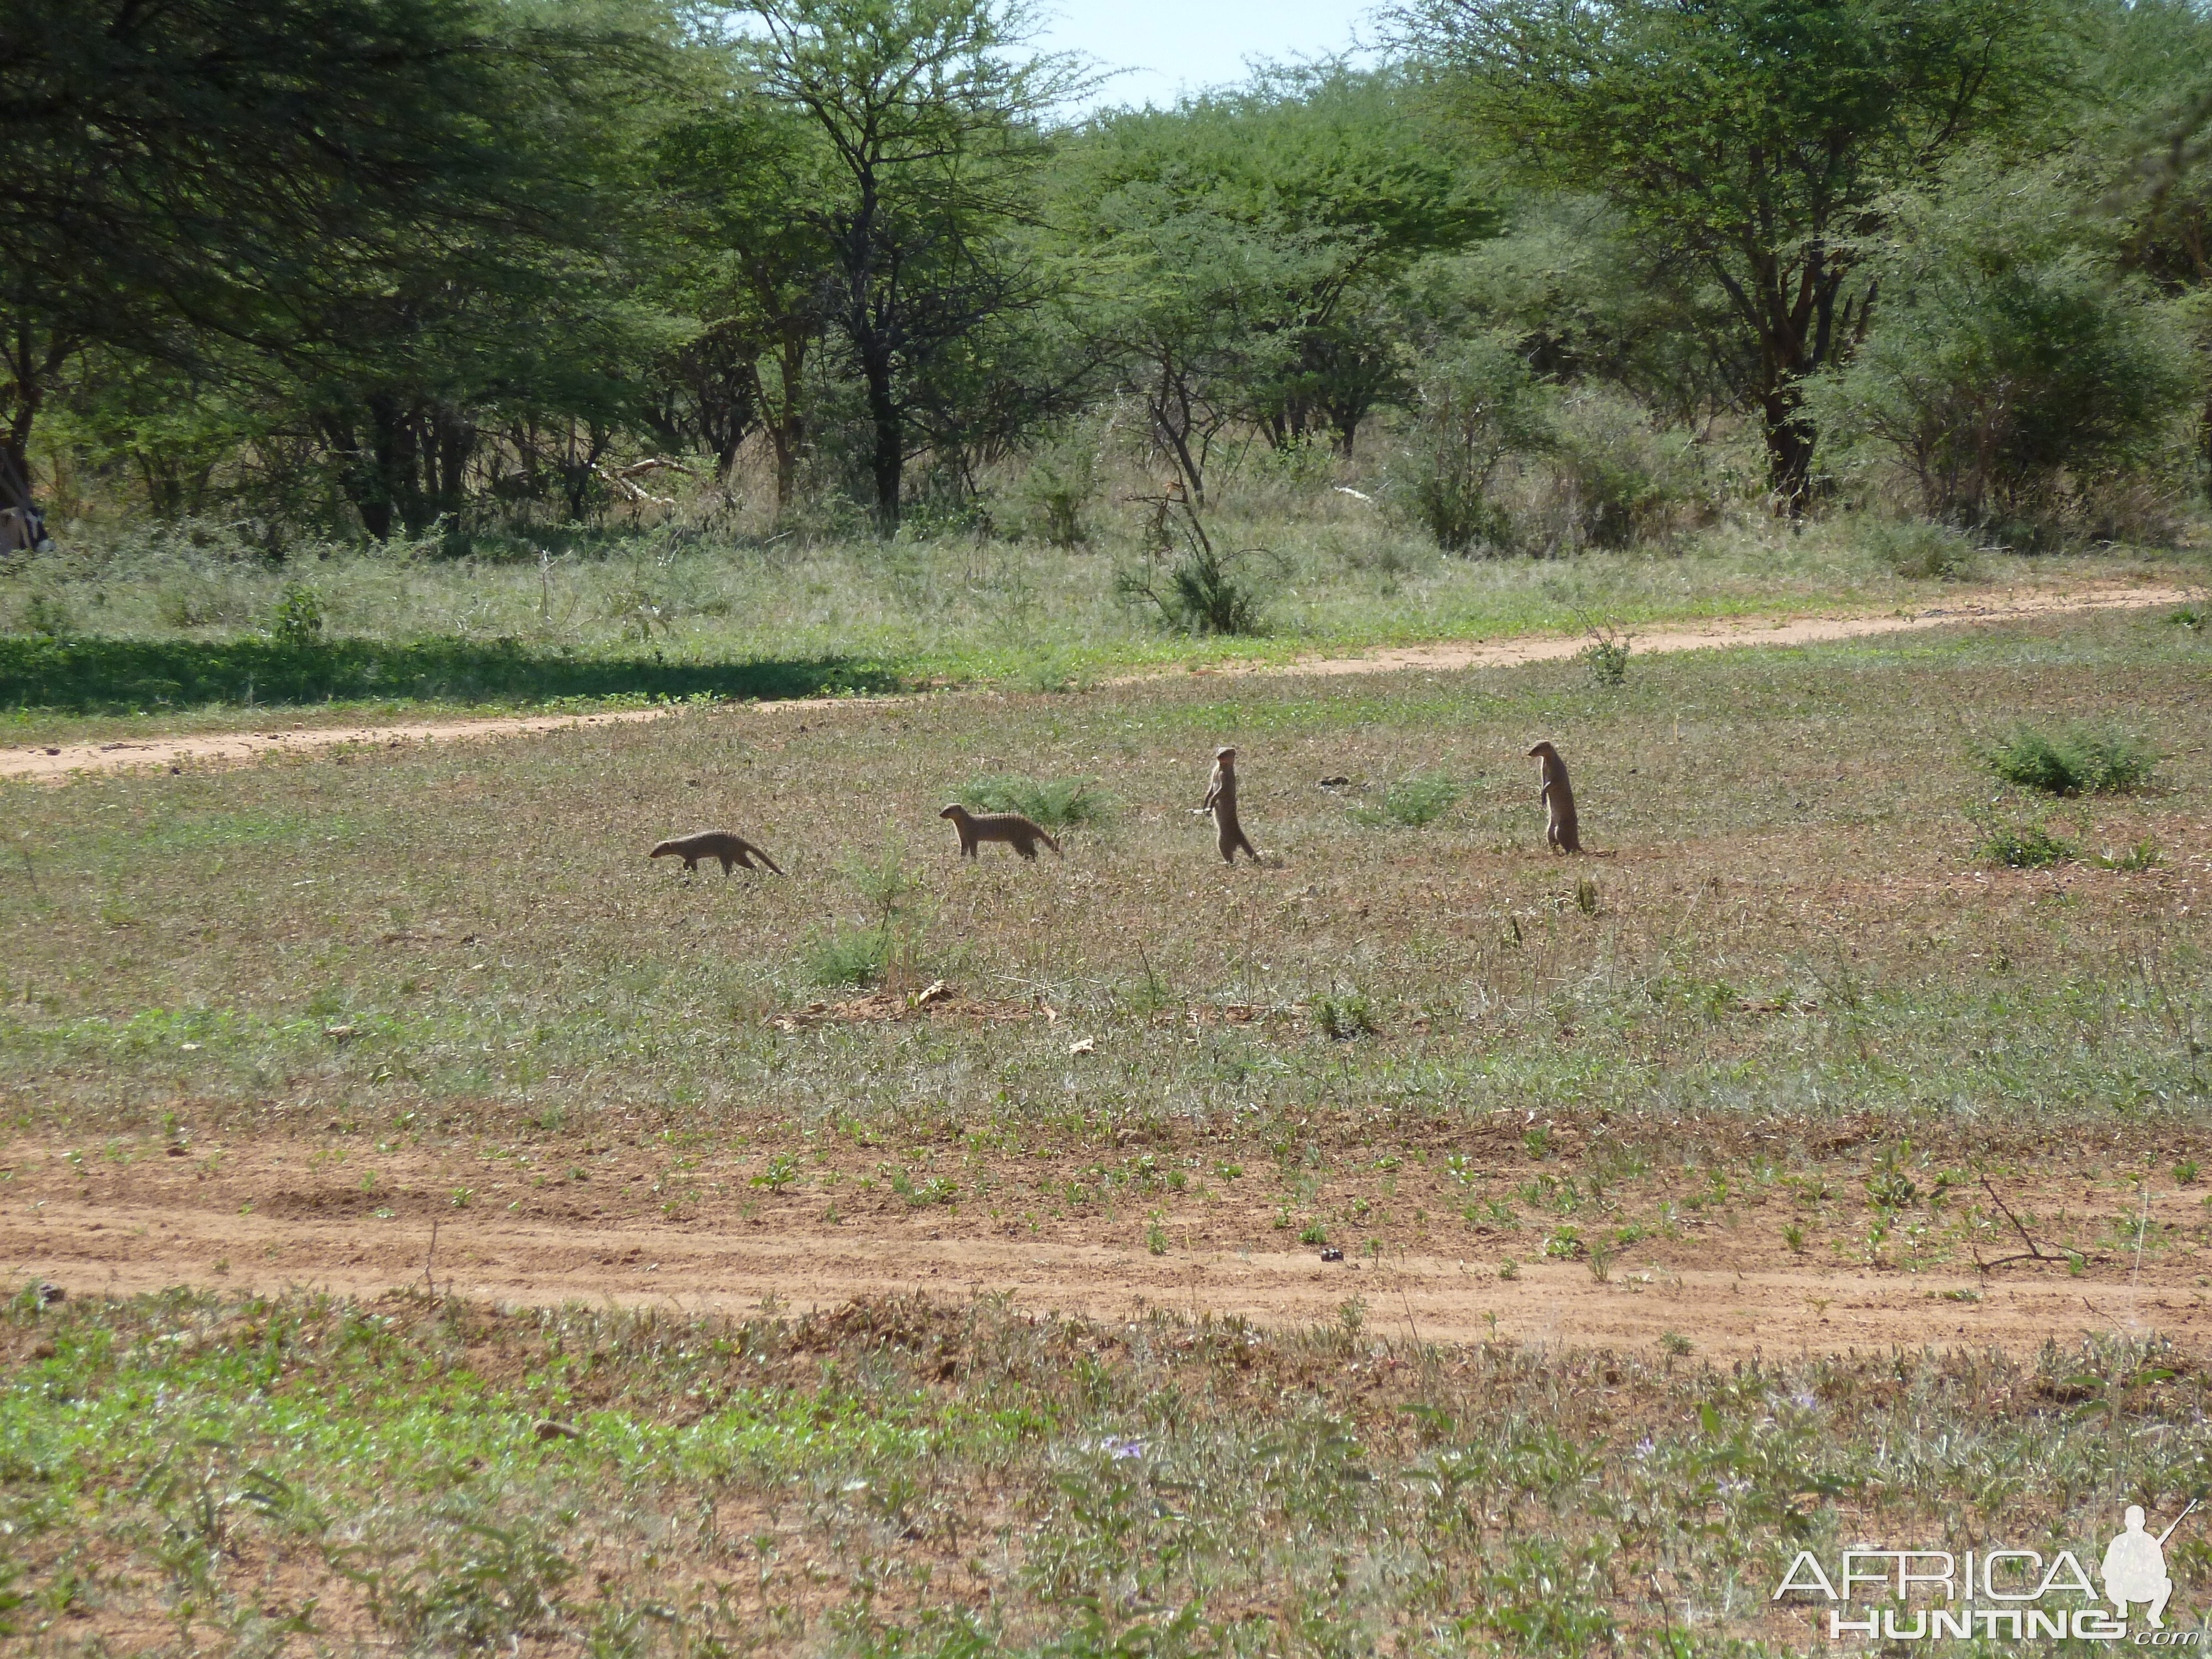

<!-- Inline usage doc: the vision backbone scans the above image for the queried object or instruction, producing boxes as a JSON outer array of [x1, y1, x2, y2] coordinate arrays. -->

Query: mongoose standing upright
[[939, 804, 1061, 860], [1525, 742, 1582, 853], [1202, 745, 1262, 864], [648, 830, 784, 875]]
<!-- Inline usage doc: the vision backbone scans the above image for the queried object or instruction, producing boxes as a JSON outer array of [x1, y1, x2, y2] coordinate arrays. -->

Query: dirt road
[[8, 1137, 2201, 1355], [2, 581, 2192, 785]]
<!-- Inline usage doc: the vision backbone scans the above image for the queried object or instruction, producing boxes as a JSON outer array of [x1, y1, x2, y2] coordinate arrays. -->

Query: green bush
[[1975, 724, 2157, 795], [1315, 992, 1379, 1039], [1349, 774, 1460, 828], [958, 774, 1115, 829], [1393, 340, 1552, 554], [1545, 391, 1701, 549], [1804, 196, 2198, 525]]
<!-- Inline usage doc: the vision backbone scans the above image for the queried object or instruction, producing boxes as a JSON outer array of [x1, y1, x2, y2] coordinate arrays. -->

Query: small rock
[[534, 1418, 583, 1442], [1318, 775, 1350, 787], [1319, 1247, 1344, 1263], [43, 747, 59, 756]]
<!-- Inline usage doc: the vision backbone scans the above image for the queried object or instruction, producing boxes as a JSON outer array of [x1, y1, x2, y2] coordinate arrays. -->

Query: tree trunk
[[770, 320, 808, 509], [1760, 384, 1817, 511], [860, 343, 902, 533]]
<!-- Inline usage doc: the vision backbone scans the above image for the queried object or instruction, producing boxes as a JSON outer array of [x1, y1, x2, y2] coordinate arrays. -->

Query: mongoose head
[[1214, 746, 1237, 763], [938, 804, 969, 821], [1526, 742, 1557, 760]]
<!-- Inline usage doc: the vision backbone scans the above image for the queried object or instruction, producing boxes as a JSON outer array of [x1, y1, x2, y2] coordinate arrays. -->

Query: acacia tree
[[1397, 0, 2069, 507], [1055, 68, 1494, 463], [1, 0, 662, 502], [728, 0, 1082, 530]]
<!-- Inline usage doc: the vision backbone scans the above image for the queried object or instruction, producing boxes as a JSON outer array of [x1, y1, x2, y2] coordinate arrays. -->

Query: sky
[[1030, 0, 1382, 113]]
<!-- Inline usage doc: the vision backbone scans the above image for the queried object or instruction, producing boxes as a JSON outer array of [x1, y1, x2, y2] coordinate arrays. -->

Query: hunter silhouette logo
[[2105, 1503, 2195, 1630], [1774, 1503, 2200, 1642]]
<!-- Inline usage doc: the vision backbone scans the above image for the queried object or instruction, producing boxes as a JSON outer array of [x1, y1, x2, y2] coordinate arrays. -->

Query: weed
[[1974, 723, 2157, 795], [1783, 1222, 1807, 1254], [1974, 814, 2077, 869], [753, 1153, 802, 1193], [2175, 1160, 2200, 1186], [2093, 838, 2162, 872], [1145, 1211, 1168, 1255], [1349, 773, 1460, 828], [1574, 875, 1599, 916], [1315, 992, 1379, 1040], [958, 774, 1115, 830], [1299, 1219, 1329, 1246], [802, 926, 891, 989], [266, 582, 326, 646], [1659, 1329, 1692, 1357], [1496, 1255, 1520, 1280]]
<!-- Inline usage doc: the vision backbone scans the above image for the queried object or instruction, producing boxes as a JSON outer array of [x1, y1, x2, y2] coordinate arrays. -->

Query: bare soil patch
[[2, 580, 2188, 783], [8, 1135, 2204, 1358]]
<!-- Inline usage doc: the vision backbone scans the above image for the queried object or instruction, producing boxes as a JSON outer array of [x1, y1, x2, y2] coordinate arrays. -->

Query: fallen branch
[[1974, 1174, 2100, 1272]]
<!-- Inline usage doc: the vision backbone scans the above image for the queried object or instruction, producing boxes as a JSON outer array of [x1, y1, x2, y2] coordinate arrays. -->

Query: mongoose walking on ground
[[648, 831, 784, 875], [1525, 742, 1582, 853], [939, 804, 1061, 860], [1202, 745, 1262, 864]]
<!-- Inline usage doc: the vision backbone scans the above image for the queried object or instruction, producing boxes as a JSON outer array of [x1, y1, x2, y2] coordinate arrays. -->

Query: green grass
[[1348, 771, 1461, 827], [1, 500, 2200, 740], [6, 1285, 2198, 1653], [956, 773, 1116, 829]]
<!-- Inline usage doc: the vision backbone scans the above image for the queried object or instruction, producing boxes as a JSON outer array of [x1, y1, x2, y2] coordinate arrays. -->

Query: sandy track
[[7, 1142, 2203, 1355], [2, 581, 2192, 784]]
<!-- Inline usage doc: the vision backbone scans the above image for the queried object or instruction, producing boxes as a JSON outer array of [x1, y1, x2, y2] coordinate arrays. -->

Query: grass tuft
[[1349, 773, 1460, 828], [957, 774, 1115, 830], [1975, 722, 2157, 795]]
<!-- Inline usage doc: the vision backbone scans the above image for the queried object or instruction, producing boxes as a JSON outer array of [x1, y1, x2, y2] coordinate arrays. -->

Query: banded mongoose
[[1525, 742, 1582, 854], [1202, 745, 1262, 864], [648, 831, 784, 875], [939, 803, 1061, 860]]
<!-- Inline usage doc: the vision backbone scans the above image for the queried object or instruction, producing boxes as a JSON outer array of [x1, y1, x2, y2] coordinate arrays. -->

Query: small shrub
[[1573, 876, 1599, 916], [1544, 390, 1702, 548], [1864, 519, 1980, 580], [1975, 723, 2157, 795], [267, 581, 325, 645], [753, 1152, 802, 1193], [17, 593, 74, 638], [959, 774, 1115, 830], [1581, 635, 1630, 688], [1394, 340, 1552, 554], [1497, 1255, 1520, 1281], [1145, 1212, 1168, 1255], [803, 926, 891, 989], [1975, 817, 2077, 869], [1659, 1330, 1692, 1357], [1315, 993, 1379, 1040], [1349, 774, 1460, 828], [1298, 1219, 1329, 1246], [2168, 606, 2207, 634], [1117, 543, 1266, 637]]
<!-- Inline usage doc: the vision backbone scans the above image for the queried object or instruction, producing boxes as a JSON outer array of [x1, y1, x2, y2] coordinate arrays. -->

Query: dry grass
[[0, 606, 2205, 1198]]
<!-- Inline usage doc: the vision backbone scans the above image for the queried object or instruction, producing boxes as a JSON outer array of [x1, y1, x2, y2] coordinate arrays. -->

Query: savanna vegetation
[[4, 0, 2212, 731], [8, 2, 2212, 1652]]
